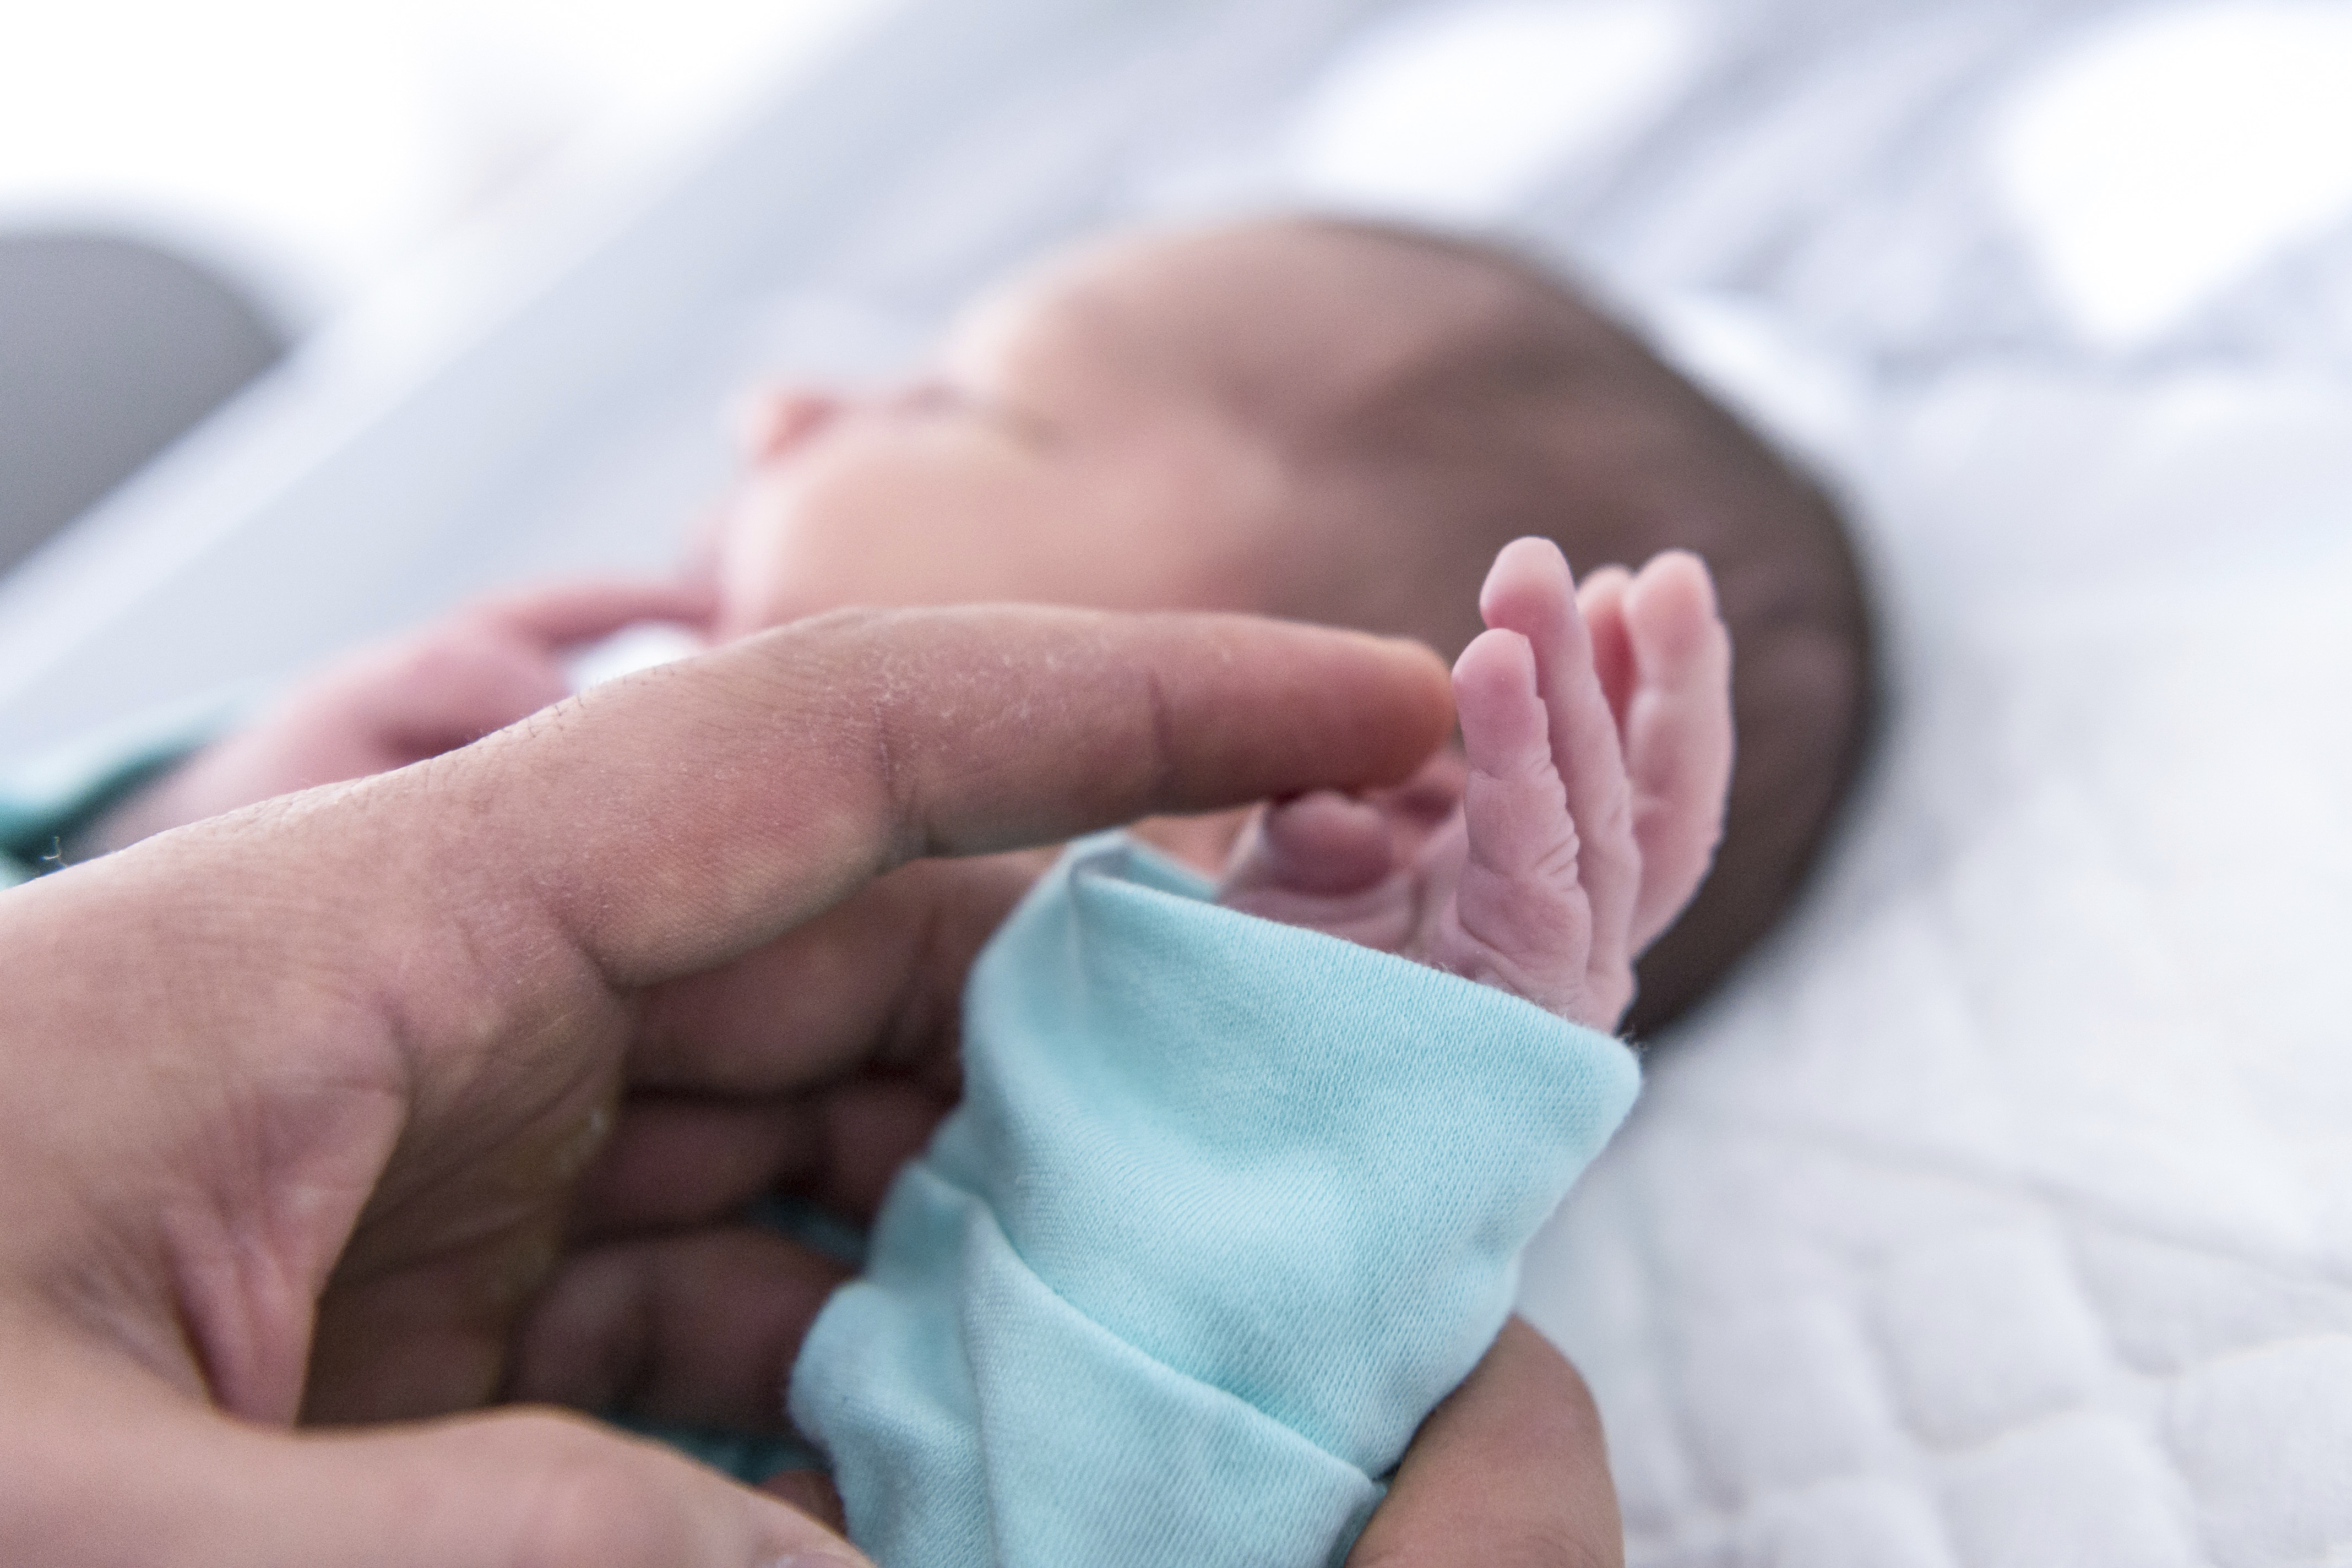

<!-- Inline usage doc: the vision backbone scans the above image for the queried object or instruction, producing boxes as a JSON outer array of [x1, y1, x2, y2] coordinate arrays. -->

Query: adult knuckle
[[801, 607, 931, 858]]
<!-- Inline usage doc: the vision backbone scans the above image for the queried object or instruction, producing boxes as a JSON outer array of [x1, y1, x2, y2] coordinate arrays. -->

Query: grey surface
[[0, 232, 284, 576]]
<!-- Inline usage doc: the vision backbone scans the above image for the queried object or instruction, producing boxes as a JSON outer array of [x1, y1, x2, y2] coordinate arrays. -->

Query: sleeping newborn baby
[[52, 217, 1863, 1560], [36, 221, 1853, 1561], [79, 215, 1868, 1034], [705, 217, 1866, 1031]]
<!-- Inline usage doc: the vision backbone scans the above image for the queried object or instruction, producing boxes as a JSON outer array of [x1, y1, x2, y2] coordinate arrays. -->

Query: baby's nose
[[732, 388, 842, 461]]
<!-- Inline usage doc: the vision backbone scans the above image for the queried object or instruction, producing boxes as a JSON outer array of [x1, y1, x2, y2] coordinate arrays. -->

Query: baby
[[72, 216, 1869, 1035], [28, 214, 1861, 1562], [787, 531, 1724, 1565], [707, 217, 1866, 1032]]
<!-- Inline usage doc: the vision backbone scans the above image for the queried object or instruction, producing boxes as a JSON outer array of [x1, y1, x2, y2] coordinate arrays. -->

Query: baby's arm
[[75, 580, 711, 855], [1219, 538, 1731, 1032]]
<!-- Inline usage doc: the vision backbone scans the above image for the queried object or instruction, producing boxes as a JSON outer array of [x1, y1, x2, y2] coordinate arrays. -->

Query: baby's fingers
[[1476, 539, 1641, 987], [1620, 552, 1734, 953], [1577, 563, 1636, 728], [1218, 792, 1422, 950], [1220, 792, 1396, 900], [1439, 629, 1602, 1023]]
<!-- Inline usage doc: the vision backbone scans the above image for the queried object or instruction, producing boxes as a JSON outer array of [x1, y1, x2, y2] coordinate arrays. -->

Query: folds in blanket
[[793, 1165, 1386, 1568]]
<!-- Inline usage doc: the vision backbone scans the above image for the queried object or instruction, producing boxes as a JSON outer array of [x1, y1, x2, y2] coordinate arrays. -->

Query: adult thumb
[[126, 1404, 865, 1568]]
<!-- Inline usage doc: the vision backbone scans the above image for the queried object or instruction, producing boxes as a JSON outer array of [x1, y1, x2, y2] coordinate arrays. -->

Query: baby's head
[[714, 216, 1872, 1031]]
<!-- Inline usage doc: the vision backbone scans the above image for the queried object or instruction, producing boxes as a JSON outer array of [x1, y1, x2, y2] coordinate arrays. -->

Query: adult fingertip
[[1342, 628, 1457, 780], [1371, 627, 1457, 702], [1163, 617, 1454, 797], [443, 605, 1468, 988]]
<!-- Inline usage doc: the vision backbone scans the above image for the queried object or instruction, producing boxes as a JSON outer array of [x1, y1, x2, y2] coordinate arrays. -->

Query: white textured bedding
[[5, 0, 2348, 1555], [1520, 334, 2352, 1565]]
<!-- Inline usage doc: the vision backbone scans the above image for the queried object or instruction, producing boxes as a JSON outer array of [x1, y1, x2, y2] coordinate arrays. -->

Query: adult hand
[[0, 605, 1615, 1565]]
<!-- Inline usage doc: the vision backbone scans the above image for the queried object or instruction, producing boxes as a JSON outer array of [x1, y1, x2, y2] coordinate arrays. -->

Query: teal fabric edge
[[794, 829, 1644, 1568], [0, 684, 262, 885]]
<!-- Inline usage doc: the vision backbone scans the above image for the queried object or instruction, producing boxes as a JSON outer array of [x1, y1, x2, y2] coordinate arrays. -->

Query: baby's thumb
[[236, 1407, 863, 1568], [1219, 791, 1395, 900]]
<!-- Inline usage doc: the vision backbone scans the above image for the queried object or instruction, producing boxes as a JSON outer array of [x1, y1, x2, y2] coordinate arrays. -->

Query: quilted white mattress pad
[[1517, 333, 2352, 1565]]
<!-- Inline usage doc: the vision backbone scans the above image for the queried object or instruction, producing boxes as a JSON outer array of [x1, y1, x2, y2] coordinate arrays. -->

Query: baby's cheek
[[709, 483, 804, 639], [716, 450, 1023, 634], [711, 473, 919, 635]]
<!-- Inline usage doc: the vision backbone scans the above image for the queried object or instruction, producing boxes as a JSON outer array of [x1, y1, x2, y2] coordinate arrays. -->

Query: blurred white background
[[8, 0, 2352, 742], [0, 0, 884, 328]]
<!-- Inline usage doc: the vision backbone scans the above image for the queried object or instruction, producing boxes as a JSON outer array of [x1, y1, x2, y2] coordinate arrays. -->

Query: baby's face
[[709, 236, 1294, 641]]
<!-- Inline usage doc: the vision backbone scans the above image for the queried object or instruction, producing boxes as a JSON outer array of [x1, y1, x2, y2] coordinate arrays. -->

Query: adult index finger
[[467, 605, 1455, 986]]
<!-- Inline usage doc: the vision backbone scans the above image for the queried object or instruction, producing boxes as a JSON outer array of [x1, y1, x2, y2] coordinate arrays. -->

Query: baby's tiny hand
[[79, 580, 714, 854], [1217, 540, 1731, 1032]]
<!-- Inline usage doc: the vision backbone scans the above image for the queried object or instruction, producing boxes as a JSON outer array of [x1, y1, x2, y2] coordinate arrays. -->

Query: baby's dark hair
[[1241, 217, 1874, 1033]]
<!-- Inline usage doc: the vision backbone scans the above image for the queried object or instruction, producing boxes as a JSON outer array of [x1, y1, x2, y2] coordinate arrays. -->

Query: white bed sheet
[[1527, 313, 2352, 1566], [5, 0, 2348, 1556]]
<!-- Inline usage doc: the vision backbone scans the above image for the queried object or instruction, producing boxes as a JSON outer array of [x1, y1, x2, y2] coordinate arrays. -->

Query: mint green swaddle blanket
[[790, 831, 1640, 1567]]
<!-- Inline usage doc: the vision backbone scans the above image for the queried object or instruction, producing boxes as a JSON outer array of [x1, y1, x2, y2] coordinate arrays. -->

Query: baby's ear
[[724, 386, 789, 456], [724, 385, 839, 462]]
